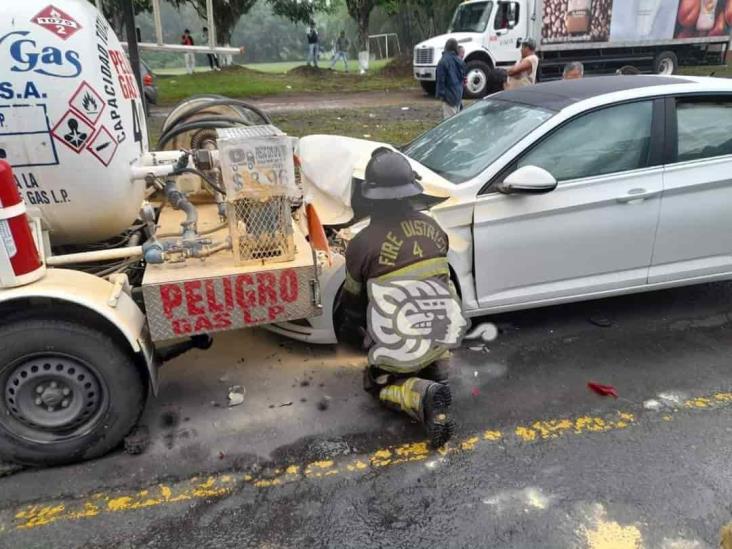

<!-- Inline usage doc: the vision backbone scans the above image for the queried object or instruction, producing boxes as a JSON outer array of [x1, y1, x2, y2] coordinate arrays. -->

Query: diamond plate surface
[[143, 265, 321, 342]]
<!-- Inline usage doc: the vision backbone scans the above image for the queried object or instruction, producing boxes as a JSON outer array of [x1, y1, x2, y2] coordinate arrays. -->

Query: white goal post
[[368, 33, 401, 60]]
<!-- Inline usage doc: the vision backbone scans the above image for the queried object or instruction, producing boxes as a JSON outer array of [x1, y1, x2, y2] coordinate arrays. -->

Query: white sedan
[[269, 75, 732, 344]]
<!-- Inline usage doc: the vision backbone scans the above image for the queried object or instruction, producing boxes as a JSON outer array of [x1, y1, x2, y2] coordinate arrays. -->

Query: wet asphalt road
[[2, 280, 732, 548]]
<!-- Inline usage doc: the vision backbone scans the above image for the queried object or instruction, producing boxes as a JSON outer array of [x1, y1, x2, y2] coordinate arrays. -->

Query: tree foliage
[[173, 0, 257, 44], [267, 0, 333, 24]]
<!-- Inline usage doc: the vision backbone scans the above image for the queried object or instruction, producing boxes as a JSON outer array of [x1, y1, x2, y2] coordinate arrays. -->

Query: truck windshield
[[403, 99, 554, 184], [449, 1, 494, 33]]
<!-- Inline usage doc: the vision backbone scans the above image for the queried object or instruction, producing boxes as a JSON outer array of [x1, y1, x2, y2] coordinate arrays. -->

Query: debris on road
[[471, 387, 481, 397], [587, 382, 618, 398], [228, 385, 246, 407], [279, 401, 293, 407], [589, 314, 613, 328], [317, 396, 331, 411], [0, 461, 23, 478], [465, 323, 499, 342], [124, 425, 151, 456]]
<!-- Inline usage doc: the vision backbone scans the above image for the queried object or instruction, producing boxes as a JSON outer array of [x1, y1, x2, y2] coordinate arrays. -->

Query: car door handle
[[616, 188, 659, 203]]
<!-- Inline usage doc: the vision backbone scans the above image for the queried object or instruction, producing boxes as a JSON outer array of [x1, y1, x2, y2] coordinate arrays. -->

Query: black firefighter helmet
[[361, 147, 424, 200]]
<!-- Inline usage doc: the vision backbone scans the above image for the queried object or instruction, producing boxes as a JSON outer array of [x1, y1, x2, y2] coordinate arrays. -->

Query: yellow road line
[[3, 390, 732, 532]]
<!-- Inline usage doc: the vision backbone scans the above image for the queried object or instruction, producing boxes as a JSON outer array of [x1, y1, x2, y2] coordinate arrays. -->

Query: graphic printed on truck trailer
[[542, 0, 732, 44]]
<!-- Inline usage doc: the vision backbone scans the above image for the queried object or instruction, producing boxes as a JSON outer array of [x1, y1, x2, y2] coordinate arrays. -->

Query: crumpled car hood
[[297, 135, 452, 226]]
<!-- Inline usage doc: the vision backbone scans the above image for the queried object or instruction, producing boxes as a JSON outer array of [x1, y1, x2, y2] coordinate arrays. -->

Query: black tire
[[0, 319, 146, 466], [464, 60, 493, 99], [420, 80, 437, 96], [653, 51, 678, 75]]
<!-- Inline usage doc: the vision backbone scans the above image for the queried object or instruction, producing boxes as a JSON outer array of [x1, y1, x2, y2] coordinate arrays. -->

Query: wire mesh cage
[[218, 127, 299, 265], [227, 196, 295, 265]]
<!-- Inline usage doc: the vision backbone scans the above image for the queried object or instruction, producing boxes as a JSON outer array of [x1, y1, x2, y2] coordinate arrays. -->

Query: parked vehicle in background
[[414, 0, 732, 98], [280, 75, 732, 344], [140, 60, 157, 105]]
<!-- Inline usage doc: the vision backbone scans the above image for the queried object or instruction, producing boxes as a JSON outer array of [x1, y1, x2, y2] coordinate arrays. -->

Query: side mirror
[[498, 165, 558, 195]]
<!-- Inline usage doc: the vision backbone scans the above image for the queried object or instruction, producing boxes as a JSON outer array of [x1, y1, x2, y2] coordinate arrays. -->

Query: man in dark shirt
[[306, 23, 319, 68], [341, 149, 456, 447], [435, 38, 466, 119]]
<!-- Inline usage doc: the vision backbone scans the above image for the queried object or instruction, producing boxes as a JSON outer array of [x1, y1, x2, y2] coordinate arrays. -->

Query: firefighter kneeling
[[340, 148, 466, 448]]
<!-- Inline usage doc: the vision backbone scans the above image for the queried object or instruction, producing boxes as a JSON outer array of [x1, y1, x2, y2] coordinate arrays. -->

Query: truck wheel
[[420, 80, 437, 96], [0, 319, 146, 467], [654, 51, 678, 75], [464, 60, 493, 99]]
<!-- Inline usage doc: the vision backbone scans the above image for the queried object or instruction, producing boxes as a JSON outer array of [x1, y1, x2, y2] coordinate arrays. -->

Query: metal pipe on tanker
[[46, 247, 143, 267]]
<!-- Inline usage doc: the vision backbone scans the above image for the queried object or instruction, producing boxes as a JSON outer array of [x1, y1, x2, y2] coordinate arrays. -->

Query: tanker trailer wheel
[[0, 318, 146, 467]]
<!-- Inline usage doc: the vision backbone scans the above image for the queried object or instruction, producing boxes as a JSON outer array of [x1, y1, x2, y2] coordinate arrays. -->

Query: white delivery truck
[[414, 0, 732, 98]]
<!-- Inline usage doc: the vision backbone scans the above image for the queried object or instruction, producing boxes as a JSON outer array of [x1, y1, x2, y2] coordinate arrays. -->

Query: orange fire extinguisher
[[0, 160, 44, 288]]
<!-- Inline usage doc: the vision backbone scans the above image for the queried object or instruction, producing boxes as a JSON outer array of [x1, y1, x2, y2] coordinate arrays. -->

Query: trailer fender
[[0, 268, 158, 393]]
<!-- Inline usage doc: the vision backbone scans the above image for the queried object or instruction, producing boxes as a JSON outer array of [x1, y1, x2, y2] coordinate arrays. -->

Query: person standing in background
[[506, 39, 539, 90], [202, 27, 221, 72], [435, 38, 466, 119], [306, 23, 320, 68], [181, 29, 195, 75], [563, 61, 584, 80], [331, 31, 350, 71]]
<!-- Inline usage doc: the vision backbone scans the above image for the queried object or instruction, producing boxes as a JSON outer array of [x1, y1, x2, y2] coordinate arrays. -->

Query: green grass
[[679, 63, 732, 78], [272, 106, 441, 146], [156, 60, 412, 105], [155, 58, 392, 76]]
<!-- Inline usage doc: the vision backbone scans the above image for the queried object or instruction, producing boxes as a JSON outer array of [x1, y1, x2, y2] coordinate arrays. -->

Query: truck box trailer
[[414, 0, 732, 97]]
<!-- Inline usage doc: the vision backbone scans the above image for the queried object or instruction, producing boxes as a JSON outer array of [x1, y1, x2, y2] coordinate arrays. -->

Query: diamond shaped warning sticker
[[68, 81, 105, 126], [87, 126, 118, 167], [31, 5, 82, 41], [52, 110, 94, 154]]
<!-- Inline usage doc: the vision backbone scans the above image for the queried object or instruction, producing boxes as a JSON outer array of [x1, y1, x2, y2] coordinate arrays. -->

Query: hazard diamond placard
[[31, 5, 82, 41]]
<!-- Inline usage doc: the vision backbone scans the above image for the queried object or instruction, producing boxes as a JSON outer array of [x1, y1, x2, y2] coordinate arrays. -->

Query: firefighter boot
[[420, 358, 451, 386], [378, 377, 454, 448]]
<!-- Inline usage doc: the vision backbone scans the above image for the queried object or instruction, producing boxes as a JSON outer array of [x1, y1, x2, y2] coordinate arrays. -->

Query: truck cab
[[414, 0, 529, 98]]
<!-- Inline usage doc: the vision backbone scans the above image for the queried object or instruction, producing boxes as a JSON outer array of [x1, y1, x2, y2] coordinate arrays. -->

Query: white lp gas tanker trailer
[[0, 0, 335, 466]]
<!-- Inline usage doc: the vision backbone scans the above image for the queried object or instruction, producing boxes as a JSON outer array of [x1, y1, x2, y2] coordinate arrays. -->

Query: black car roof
[[494, 75, 692, 111]]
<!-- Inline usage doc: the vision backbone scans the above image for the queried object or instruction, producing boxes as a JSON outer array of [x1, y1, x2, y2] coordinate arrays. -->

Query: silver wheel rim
[[466, 68, 487, 95], [658, 58, 674, 75], [4, 355, 105, 438]]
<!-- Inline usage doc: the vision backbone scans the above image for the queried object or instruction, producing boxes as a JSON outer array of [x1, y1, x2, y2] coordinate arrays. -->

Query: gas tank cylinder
[[0, 0, 149, 245]]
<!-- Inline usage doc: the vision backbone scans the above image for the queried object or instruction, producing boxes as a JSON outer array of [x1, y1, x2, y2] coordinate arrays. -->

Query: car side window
[[495, 2, 520, 30], [516, 101, 654, 182], [676, 97, 732, 163]]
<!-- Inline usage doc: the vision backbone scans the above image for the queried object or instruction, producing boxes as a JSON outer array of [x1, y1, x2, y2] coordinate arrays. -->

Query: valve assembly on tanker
[[0, 0, 308, 290]]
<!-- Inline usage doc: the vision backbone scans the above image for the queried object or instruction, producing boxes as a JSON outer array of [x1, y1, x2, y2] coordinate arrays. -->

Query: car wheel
[[654, 51, 678, 75], [420, 80, 437, 96], [464, 60, 493, 99], [0, 319, 146, 466]]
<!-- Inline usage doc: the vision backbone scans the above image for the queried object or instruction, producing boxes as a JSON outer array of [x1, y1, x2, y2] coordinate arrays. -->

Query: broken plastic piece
[[587, 382, 618, 398]]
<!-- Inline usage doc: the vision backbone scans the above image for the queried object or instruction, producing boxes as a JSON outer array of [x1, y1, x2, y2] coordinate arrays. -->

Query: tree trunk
[[357, 10, 370, 52]]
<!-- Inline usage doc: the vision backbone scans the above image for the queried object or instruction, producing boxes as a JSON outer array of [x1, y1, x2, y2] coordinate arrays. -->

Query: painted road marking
[[2, 390, 732, 532]]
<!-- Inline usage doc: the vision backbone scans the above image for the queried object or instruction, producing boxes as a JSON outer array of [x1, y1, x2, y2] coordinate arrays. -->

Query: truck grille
[[414, 47, 434, 65]]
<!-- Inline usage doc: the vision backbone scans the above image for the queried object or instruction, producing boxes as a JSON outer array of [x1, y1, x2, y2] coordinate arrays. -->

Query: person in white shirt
[[506, 39, 539, 90]]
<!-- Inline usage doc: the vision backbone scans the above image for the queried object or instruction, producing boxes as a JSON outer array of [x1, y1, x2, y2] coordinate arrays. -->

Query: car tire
[[0, 319, 146, 467], [653, 51, 678, 75], [464, 60, 494, 99], [420, 80, 437, 96]]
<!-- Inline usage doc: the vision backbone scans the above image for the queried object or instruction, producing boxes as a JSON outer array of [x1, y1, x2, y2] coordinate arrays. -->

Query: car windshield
[[449, 1, 494, 33], [403, 99, 554, 184]]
